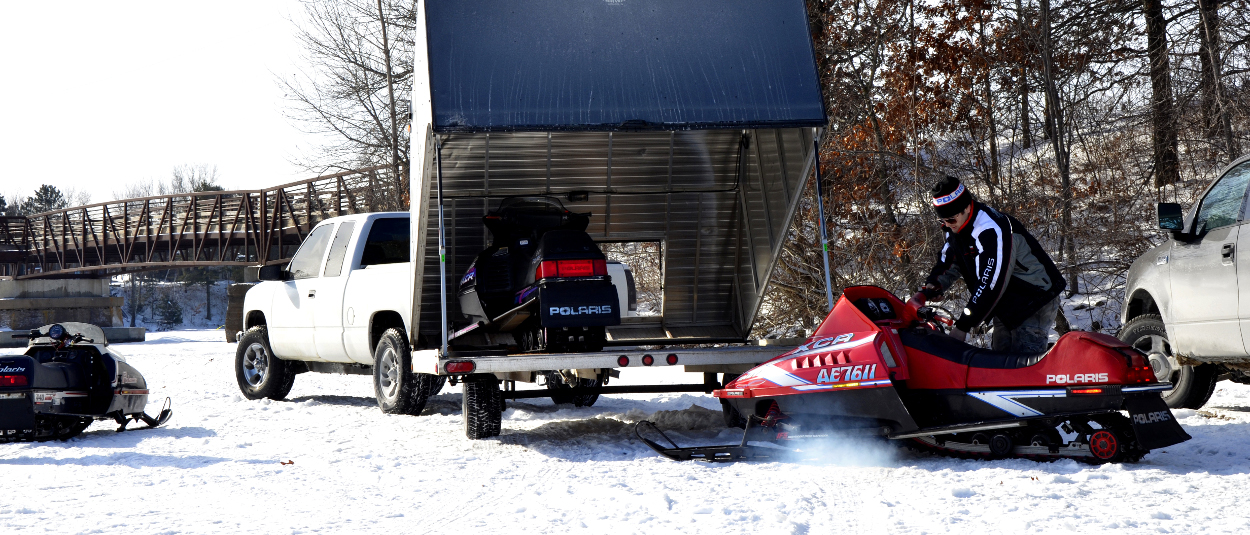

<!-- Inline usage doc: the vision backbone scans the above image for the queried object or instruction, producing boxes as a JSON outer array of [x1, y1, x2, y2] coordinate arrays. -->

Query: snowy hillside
[[2, 330, 1249, 533]]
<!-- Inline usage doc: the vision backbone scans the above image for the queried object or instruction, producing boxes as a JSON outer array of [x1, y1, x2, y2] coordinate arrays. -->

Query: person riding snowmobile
[[907, 176, 1066, 353]]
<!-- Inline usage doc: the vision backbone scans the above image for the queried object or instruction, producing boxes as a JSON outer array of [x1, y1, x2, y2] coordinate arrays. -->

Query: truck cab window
[[323, 222, 357, 277], [1196, 162, 1250, 230], [288, 224, 334, 279], [361, 218, 410, 266]]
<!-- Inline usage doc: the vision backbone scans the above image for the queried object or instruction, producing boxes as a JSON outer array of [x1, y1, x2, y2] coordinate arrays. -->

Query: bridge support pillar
[[0, 279, 142, 346]]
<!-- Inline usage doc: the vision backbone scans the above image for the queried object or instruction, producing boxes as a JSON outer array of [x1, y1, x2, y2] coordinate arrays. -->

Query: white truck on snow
[[235, 0, 830, 439]]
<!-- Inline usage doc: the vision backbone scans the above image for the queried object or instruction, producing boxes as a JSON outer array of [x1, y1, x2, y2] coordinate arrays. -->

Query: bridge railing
[[6, 165, 404, 279]]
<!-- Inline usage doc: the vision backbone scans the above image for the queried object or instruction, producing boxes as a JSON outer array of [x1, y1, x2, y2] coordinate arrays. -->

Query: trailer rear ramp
[[407, 0, 827, 438]]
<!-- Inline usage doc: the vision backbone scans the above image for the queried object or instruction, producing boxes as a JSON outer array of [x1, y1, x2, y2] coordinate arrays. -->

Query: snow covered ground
[[3, 330, 1250, 534]]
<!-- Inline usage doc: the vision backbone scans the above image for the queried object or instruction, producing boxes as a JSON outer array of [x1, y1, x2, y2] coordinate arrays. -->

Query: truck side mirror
[[258, 264, 289, 281], [1157, 203, 1184, 231]]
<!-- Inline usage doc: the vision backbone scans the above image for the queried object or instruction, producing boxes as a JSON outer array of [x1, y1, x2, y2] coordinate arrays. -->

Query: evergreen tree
[[21, 184, 68, 214]]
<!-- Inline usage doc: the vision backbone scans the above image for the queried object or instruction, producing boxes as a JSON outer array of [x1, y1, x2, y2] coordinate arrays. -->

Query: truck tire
[[462, 374, 502, 439], [544, 371, 601, 407], [235, 327, 296, 400], [1118, 314, 1219, 409], [373, 328, 444, 415]]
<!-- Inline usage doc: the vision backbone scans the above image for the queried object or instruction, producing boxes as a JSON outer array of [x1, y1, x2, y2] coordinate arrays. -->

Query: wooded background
[[756, 0, 1250, 337], [275, 0, 1250, 338], [11, 1, 1240, 336]]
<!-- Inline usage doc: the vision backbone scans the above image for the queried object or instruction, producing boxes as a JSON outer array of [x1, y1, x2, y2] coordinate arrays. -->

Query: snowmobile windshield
[[486, 197, 591, 243], [29, 322, 107, 346]]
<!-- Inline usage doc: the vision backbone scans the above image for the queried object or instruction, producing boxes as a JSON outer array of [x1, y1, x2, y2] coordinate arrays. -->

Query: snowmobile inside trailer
[[454, 196, 620, 353], [0, 323, 171, 442], [637, 286, 1191, 463]]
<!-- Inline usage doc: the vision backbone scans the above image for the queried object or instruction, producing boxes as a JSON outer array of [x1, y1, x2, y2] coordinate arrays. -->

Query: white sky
[[0, 1, 318, 205]]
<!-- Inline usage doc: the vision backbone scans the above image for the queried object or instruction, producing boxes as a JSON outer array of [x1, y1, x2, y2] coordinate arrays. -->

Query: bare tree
[[112, 164, 222, 200], [281, 0, 413, 197]]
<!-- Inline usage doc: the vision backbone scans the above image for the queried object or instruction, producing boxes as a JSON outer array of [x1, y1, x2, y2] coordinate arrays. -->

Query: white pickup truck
[[235, 212, 637, 416]]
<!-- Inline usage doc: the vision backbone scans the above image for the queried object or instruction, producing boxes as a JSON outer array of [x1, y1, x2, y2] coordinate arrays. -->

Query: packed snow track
[[2, 330, 1249, 533]]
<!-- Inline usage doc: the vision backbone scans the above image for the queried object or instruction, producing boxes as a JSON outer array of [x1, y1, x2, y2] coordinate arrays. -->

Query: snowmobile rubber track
[[901, 412, 1147, 464]]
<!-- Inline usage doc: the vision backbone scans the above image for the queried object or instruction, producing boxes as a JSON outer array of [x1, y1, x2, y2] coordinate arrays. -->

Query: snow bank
[[2, 330, 1249, 533]]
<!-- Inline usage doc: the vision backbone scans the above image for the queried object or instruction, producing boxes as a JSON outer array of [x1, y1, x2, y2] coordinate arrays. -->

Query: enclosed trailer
[[406, 0, 829, 436]]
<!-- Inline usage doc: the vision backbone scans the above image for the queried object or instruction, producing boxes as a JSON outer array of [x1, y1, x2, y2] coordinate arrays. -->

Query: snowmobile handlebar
[[915, 305, 955, 327]]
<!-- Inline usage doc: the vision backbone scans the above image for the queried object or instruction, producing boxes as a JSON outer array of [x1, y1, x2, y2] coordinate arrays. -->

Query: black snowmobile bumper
[[538, 282, 621, 327], [1123, 393, 1190, 449], [0, 392, 35, 430]]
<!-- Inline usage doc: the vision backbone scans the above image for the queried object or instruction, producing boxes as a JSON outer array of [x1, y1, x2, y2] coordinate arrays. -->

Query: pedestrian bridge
[[0, 166, 402, 279]]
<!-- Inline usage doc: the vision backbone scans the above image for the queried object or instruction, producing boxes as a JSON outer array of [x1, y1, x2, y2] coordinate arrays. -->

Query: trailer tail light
[[617, 356, 630, 367], [535, 259, 608, 280], [445, 361, 475, 374], [642, 355, 654, 366], [666, 354, 678, 365], [0, 375, 27, 387]]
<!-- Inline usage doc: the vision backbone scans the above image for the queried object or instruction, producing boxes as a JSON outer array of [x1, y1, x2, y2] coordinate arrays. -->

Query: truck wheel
[[1119, 314, 1219, 409], [462, 374, 502, 439], [544, 371, 601, 407], [235, 327, 295, 400], [373, 328, 443, 415]]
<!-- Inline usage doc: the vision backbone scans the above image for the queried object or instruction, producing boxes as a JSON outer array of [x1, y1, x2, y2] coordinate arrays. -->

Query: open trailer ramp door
[[408, 0, 828, 357]]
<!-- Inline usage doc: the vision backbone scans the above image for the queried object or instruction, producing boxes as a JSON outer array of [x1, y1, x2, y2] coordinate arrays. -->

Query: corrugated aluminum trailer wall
[[410, 128, 815, 345]]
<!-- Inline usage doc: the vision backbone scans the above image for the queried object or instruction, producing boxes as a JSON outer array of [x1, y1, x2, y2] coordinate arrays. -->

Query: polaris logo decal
[[1046, 373, 1109, 384], [550, 305, 612, 316], [1132, 411, 1172, 424], [0, 365, 26, 373], [816, 364, 877, 384], [461, 267, 476, 285]]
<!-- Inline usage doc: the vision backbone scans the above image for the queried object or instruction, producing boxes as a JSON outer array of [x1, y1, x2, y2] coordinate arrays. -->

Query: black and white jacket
[[921, 201, 1066, 332]]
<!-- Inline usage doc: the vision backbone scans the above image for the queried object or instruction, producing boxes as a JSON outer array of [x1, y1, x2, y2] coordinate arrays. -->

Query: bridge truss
[[0, 166, 403, 279]]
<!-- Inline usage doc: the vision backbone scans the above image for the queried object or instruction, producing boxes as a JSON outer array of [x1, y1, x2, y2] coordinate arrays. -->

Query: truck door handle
[[1222, 243, 1235, 260], [308, 290, 317, 298]]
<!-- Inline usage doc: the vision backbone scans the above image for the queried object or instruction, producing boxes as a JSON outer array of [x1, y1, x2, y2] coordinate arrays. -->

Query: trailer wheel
[[721, 374, 747, 428], [463, 374, 502, 439], [235, 327, 295, 400], [374, 328, 443, 415], [544, 371, 601, 407], [1119, 314, 1219, 409]]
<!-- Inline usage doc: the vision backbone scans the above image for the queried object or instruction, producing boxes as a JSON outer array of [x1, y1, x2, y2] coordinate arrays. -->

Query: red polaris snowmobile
[[637, 286, 1190, 463]]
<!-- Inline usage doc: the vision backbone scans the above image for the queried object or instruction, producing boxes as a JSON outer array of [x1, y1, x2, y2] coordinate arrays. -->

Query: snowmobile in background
[[638, 286, 1190, 463], [454, 196, 621, 352], [0, 323, 171, 442]]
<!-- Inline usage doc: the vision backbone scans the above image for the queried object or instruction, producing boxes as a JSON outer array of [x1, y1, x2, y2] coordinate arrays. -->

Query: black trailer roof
[[425, 0, 827, 132]]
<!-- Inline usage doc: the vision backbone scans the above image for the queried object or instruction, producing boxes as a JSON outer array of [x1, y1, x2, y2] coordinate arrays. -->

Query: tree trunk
[[980, 10, 1001, 190], [1039, 0, 1078, 296], [1198, 0, 1238, 158], [1144, 0, 1180, 188], [1017, 0, 1032, 150]]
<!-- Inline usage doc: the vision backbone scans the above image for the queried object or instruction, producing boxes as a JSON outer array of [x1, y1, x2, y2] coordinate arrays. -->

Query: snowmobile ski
[[635, 418, 790, 462]]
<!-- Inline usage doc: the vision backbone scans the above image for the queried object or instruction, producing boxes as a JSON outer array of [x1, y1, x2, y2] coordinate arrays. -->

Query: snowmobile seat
[[898, 329, 1048, 369], [33, 362, 84, 390], [0, 355, 83, 390]]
